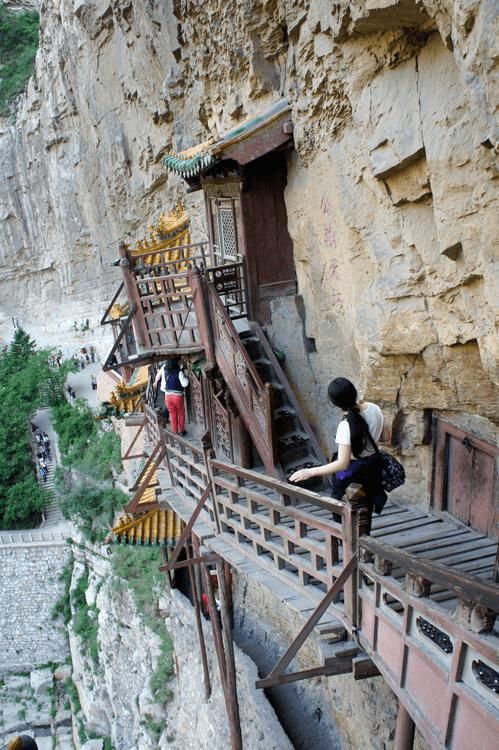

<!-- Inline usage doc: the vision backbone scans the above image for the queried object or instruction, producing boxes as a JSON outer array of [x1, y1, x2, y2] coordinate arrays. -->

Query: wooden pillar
[[185, 540, 212, 700], [202, 430, 221, 534], [342, 484, 368, 629], [394, 702, 415, 750], [216, 559, 242, 750], [118, 241, 148, 350], [189, 266, 216, 369]]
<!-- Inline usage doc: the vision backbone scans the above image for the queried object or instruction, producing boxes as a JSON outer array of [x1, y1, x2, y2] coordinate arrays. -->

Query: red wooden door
[[240, 151, 297, 321], [433, 420, 498, 537]]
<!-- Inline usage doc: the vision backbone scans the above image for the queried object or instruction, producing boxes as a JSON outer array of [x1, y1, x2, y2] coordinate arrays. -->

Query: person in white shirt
[[289, 377, 390, 530], [154, 358, 189, 435]]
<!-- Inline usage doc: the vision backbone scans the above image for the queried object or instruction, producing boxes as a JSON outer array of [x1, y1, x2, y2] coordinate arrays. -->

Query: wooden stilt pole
[[193, 539, 241, 750], [216, 559, 242, 749], [394, 702, 415, 750], [186, 540, 212, 700]]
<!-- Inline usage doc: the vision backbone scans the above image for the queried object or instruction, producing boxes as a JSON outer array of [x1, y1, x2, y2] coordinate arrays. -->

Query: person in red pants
[[154, 358, 189, 434]]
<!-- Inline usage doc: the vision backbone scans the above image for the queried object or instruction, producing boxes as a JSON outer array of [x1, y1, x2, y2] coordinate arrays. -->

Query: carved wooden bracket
[[405, 573, 432, 598], [454, 600, 497, 634]]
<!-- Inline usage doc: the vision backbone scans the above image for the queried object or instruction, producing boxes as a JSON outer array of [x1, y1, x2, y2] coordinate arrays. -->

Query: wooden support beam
[[100, 281, 125, 326], [121, 419, 146, 461], [257, 555, 357, 687], [216, 559, 242, 750], [256, 659, 354, 689], [159, 554, 218, 572], [185, 541, 212, 700], [352, 654, 381, 680], [102, 303, 137, 372], [162, 482, 213, 574], [394, 702, 415, 750]]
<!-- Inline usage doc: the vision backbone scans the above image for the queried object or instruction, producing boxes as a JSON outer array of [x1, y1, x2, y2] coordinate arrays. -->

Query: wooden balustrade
[[163, 430, 215, 526], [357, 536, 499, 750], [131, 241, 210, 269], [207, 285, 276, 475]]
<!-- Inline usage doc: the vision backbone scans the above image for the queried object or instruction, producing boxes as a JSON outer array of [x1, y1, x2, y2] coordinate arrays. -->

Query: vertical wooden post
[[161, 547, 173, 588], [196, 551, 242, 750], [394, 702, 415, 750], [202, 431, 221, 534], [189, 266, 216, 369], [342, 484, 368, 630], [216, 559, 242, 750], [118, 241, 148, 350], [185, 540, 212, 700]]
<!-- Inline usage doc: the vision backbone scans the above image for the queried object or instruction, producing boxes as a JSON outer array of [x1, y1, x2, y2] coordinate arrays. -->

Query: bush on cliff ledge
[[0, 6, 40, 115]]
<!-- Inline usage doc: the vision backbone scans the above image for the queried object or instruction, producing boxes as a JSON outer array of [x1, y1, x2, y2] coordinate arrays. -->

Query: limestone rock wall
[[0, 0, 497, 492]]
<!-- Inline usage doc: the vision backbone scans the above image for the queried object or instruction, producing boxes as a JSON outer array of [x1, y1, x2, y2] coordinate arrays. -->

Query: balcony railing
[[103, 241, 249, 369]]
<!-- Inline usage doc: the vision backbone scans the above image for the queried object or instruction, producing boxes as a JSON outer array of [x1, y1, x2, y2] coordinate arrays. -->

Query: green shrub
[[0, 7, 39, 114], [64, 678, 81, 714], [51, 399, 121, 480], [2, 478, 45, 527], [71, 570, 100, 666], [55, 478, 126, 541], [52, 555, 74, 625], [0, 328, 67, 528]]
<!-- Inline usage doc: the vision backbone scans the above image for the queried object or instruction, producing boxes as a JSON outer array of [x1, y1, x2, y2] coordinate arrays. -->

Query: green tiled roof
[[162, 99, 291, 178]]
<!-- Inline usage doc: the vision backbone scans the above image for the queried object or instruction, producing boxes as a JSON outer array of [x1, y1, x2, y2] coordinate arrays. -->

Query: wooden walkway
[[159, 441, 497, 642]]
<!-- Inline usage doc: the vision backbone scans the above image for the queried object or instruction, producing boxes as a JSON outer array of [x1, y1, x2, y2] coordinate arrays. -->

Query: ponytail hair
[[327, 377, 369, 457]]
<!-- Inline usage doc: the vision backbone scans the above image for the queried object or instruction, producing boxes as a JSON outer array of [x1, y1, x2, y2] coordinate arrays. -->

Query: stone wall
[[0, 541, 71, 671]]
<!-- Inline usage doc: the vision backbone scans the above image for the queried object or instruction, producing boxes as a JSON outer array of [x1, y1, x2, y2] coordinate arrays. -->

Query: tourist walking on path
[[289, 377, 390, 533], [154, 358, 189, 434]]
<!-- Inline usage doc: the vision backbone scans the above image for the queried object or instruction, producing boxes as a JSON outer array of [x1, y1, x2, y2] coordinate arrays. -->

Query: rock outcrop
[[69, 540, 292, 750]]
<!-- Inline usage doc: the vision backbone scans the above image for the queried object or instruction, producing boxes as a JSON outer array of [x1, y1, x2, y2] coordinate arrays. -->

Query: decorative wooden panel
[[211, 390, 233, 462], [207, 284, 275, 474], [189, 370, 206, 430], [358, 544, 499, 750]]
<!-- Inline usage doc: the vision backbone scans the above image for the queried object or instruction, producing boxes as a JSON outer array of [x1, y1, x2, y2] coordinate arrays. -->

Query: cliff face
[[0, 0, 183, 341], [0, 0, 497, 484], [69, 542, 292, 750]]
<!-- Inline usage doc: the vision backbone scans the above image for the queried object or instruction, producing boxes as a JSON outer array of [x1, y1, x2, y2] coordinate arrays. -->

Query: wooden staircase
[[239, 323, 327, 491]]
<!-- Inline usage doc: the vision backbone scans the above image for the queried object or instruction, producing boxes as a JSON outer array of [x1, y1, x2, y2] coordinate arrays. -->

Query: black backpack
[[166, 370, 182, 391]]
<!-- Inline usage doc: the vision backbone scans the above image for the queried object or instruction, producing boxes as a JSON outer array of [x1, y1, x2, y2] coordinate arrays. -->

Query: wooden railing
[[357, 537, 499, 749], [103, 241, 250, 368], [131, 241, 210, 270], [207, 284, 275, 475], [163, 430, 215, 528]]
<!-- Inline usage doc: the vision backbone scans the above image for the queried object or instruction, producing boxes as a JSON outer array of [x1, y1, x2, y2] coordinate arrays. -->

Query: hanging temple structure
[[102, 97, 499, 750]]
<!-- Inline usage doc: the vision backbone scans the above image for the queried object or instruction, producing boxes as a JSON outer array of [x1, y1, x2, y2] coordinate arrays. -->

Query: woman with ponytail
[[289, 377, 390, 531]]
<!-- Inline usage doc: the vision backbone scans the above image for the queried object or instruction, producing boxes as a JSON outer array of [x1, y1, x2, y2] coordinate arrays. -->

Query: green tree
[[0, 6, 40, 114], [0, 328, 66, 528]]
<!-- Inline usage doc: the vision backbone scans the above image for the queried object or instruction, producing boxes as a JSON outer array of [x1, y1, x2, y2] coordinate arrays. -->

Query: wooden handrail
[[210, 458, 344, 513], [131, 240, 209, 262], [360, 537, 499, 611], [207, 284, 275, 473]]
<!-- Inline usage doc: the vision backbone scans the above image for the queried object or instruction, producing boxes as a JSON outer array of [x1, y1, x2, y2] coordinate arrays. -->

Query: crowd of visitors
[[31, 426, 52, 483]]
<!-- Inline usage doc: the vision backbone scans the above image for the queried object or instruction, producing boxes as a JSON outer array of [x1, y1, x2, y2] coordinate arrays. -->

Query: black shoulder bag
[[364, 427, 406, 493]]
